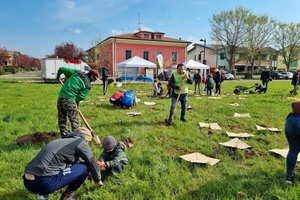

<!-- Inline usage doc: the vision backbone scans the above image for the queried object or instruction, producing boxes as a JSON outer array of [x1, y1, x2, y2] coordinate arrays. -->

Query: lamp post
[[200, 39, 206, 64]]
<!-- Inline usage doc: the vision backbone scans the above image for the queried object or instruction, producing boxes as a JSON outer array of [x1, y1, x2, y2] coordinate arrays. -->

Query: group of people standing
[[23, 66, 128, 200], [193, 68, 223, 96]]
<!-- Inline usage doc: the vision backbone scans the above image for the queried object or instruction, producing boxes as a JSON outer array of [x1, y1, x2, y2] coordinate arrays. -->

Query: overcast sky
[[1, 0, 300, 59]]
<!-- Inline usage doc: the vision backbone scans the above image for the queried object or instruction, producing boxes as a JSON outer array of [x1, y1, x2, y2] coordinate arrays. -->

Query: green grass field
[[0, 78, 299, 200]]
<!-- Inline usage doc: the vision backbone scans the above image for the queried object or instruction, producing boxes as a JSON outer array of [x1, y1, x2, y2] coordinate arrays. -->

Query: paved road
[[0, 71, 42, 79]]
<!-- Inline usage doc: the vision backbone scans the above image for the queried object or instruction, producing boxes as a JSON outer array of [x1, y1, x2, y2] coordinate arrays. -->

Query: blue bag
[[121, 90, 135, 107]]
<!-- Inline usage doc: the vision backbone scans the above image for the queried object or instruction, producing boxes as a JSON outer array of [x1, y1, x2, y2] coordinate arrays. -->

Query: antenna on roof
[[138, 12, 141, 31]]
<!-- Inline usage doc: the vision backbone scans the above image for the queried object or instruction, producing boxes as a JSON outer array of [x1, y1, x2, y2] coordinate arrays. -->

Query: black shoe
[[285, 175, 294, 184], [290, 91, 293, 95], [165, 118, 172, 125], [180, 119, 187, 122]]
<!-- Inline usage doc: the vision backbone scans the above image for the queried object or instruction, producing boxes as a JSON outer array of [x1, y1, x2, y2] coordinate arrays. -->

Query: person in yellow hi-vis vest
[[165, 63, 193, 125]]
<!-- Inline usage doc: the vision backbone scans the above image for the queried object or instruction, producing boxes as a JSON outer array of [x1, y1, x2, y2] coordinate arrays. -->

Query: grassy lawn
[[0, 78, 299, 200]]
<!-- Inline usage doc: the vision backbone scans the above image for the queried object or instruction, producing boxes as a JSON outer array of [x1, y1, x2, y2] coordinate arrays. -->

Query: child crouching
[[97, 136, 128, 175]]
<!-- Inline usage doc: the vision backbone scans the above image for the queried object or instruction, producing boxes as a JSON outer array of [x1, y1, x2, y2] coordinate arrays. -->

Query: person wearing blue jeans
[[23, 128, 103, 200], [285, 101, 300, 184], [166, 63, 193, 125]]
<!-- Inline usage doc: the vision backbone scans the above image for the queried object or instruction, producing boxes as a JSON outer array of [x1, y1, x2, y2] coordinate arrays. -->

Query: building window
[[144, 33, 150, 39], [261, 54, 267, 60], [125, 50, 132, 60], [239, 53, 245, 59], [156, 35, 162, 39], [220, 53, 225, 60], [143, 51, 149, 60], [172, 52, 177, 63]]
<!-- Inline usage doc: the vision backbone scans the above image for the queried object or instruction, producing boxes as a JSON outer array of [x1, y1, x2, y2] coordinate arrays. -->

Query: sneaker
[[60, 193, 80, 200], [60, 197, 79, 200], [285, 175, 294, 184], [290, 91, 293, 95], [180, 119, 188, 122], [37, 194, 49, 200]]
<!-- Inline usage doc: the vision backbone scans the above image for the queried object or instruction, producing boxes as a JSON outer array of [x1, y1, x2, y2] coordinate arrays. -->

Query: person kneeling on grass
[[23, 127, 102, 200], [109, 90, 125, 107], [97, 136, 128, 176], [250, 83, 267, 94]]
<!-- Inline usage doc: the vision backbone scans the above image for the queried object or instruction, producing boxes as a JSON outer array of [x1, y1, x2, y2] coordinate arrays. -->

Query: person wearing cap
[[56, 67, 99, 137], [284, 101, 300, 184], [97, 136, 128, 175], [23, 127, 102, 200], [101, 64, 110, 95]]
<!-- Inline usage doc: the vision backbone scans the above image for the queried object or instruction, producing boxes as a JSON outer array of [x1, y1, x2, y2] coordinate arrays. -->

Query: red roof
[[107, 31, 191, 44]]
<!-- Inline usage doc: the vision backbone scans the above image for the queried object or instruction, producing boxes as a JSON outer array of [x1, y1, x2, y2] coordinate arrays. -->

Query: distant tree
[[209, 7, 252, 71], [19, 54, 31, 68], [29, 57, 41, 69], [88, 34, 105, 70], [12, 52, 20, 67], [242, 15, 275, 75], [0, 47, 9, 66], [88, 33, 112, 72], [53, 42, 85, 60], [273, 22, 300, 71]]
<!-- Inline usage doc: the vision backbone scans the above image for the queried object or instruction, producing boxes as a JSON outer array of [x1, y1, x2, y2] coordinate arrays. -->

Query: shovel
[[59, 80, 101, 145]]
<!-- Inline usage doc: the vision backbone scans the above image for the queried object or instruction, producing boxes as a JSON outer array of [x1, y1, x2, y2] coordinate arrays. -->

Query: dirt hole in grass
[[245, 150, 266, 159], [120, 137, 134, 148], [158, 137, 176, 142], [16, 132, 60, 145], [175, 147, 192, 155]]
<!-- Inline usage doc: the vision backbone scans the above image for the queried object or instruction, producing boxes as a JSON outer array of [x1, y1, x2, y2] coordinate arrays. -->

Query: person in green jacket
[[56, 67, 99, 137], [97, 136, 128, 175]]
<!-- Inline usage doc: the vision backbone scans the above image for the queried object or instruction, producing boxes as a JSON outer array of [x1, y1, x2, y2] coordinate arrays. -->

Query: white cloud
[[63, 0, 76, 9], [68, 28, 82, 34], [112, 29, 123, 35], [140, 26, 153, 32]]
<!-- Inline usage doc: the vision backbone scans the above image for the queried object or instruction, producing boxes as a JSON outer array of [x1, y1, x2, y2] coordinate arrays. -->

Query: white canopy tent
[[183, 59, 210, 77], [117, 56, 156, 81]]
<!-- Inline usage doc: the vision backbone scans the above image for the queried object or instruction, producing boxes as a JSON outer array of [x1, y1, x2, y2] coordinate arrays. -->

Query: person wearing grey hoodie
[[97, 136, 128, 174], [23, 128, 102, 200]]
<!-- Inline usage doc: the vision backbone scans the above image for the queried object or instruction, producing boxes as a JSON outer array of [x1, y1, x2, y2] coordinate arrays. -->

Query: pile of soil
[[16, 132, 60, 145], [120, 137, 134, 148]]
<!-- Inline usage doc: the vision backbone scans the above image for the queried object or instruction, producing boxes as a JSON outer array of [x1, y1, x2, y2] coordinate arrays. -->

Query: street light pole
[[200, 39, 206, 64]]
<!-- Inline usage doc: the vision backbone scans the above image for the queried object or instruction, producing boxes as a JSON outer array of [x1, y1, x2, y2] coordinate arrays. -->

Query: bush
[[4, 67, 15, 74], [244, 72, 252, 79]]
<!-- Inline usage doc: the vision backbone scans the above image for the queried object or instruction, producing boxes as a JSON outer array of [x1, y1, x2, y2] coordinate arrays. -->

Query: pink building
[[88, 31, 191, 77]]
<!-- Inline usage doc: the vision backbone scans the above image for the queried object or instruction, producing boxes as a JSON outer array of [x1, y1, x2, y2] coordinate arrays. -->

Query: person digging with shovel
[[56, 67, 99, 138], [165, 63, 193, 125]]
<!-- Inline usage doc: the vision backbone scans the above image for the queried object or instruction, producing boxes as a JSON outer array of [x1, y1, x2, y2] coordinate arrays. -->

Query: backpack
[[121, 90, 136, 108]]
